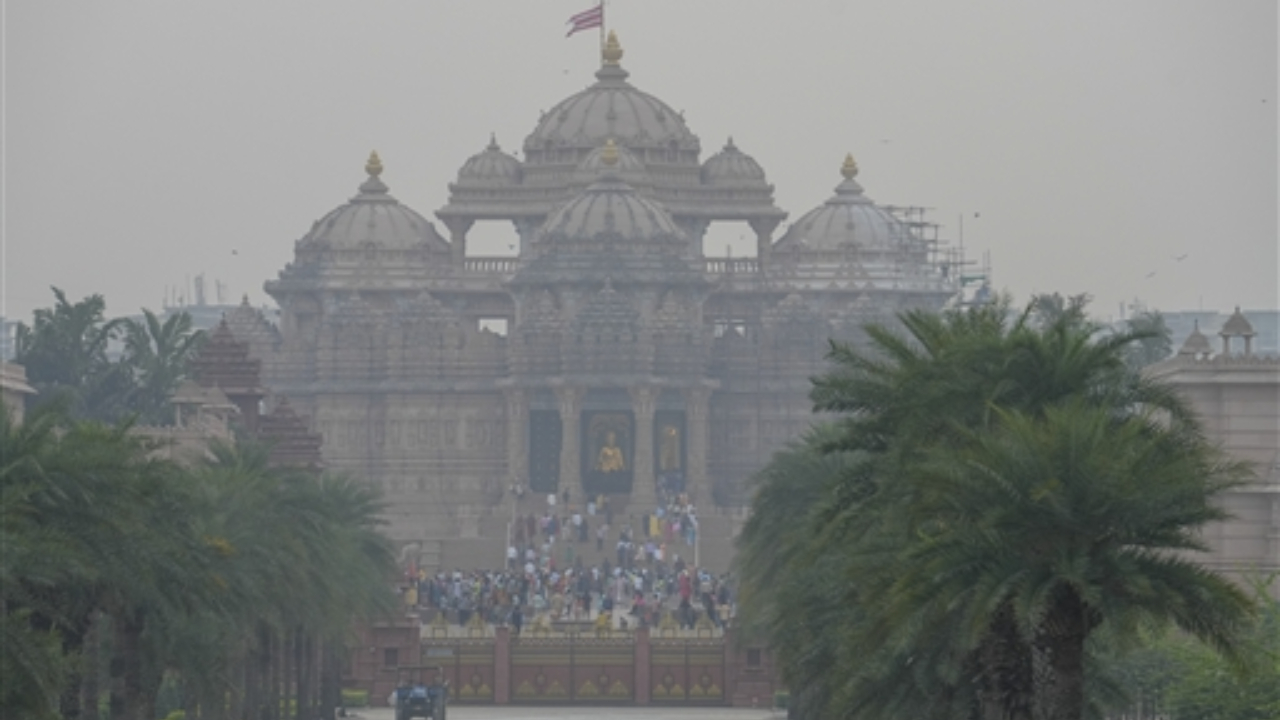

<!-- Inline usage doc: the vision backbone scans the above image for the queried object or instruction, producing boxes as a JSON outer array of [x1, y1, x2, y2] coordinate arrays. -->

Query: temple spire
[[601, 138, 619, 166], [602, 30, 623, 66], [841, 153, 859, 180]]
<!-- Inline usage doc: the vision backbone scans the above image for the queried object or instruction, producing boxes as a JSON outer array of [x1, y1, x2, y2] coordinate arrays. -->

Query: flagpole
[[599, 0, 606, 51]]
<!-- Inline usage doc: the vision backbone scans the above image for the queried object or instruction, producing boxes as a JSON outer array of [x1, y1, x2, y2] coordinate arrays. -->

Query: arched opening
[[701, 221, 758, 259], [465, 220, 522, 258]]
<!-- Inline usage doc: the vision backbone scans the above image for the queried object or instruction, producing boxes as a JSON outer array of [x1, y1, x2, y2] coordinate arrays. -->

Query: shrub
[[774, 690, 790, 709]]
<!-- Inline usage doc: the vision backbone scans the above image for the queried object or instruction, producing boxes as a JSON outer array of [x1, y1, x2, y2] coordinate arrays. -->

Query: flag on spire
[[566, 3, 604, 37]]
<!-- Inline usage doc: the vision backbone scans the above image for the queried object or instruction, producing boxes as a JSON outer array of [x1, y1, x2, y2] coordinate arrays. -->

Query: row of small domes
[[454, 134, 767, 189], [296, 32, 907, 257], [297, 148, 901, 256]]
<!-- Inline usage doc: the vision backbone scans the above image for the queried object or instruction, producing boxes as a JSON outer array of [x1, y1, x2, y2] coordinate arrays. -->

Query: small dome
[[701, 138, 767, 187], [1220, 307, 1256, 337], [456, 135, 522, 187], [299, 152, 449, 253], [577, 139, 649, 186], [1179, 320, 1213, 355], [524, 32, 700, 160], [774, 154, 906, 252], [539, 175, 685, 244]]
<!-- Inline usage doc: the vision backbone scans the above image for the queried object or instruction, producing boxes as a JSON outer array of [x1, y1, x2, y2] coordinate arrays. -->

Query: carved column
[[504, 389, 528, 486], [513, 217, 541, 257], [685, 386, 712, 507], [444, 217, 474, 268], [749, 217, 781, 271], [556, 387, 584, 494], [629, 386, 658, 510]]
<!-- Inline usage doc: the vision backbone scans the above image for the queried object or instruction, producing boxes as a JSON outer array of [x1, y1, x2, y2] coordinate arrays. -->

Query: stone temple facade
[[241, 34, 962, 569], [1153, 310, 1280, 593]]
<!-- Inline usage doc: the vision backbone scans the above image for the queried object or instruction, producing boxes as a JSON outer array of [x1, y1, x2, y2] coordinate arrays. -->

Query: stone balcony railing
[[703, 258, 760, 275], [463, 257, 521, 275]]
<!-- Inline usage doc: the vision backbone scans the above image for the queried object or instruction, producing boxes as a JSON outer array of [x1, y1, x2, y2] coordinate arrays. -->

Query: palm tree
[[1122, 310, 1173, 371], [14, 288, 133, 421], [168, 442, 397, 720], [122, 309, 206, 424], [1, 399, 397, 720], [0, 403, 81, 720], [739, 299, 1256, 719], [888, 400, 1252, 719]]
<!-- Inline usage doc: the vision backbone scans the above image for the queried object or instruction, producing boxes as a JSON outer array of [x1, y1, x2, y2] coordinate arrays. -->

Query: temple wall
[[1154, 356, 1280, 594], [308, 391, 507, 542]]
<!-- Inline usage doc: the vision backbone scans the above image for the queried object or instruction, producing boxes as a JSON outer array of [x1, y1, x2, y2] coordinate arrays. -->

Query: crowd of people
[[400, 487, 731, 635]]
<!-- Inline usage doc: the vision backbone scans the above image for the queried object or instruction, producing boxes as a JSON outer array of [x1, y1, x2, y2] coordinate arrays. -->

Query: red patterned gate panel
[[510, 635, 634, 703], [650, 638, 725, 704], [421, 640, 495, 704]]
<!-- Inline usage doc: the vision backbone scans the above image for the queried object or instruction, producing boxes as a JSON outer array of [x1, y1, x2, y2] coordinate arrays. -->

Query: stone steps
[[416, 500, 744, 576]]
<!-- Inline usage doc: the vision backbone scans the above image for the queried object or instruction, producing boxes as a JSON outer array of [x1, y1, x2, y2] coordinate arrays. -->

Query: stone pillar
[[749, 217, 781, 271], [686, 386, 712, 507], [514, 217, 540, 256], [630, 386, 658, 510], [556, 387, 584, 495], [494, 625, 512, 704], [504, 389, 528, 486], [444, 218, 474, 268]]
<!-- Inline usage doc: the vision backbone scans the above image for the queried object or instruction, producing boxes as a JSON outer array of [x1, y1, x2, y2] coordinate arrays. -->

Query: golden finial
[[602, 30, 623, 66], [840, 153, 859, 180], [601, 138, 619, 166], [365, 150, 383, 177]]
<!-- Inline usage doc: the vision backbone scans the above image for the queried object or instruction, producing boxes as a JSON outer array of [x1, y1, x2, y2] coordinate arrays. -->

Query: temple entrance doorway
[[527, 407, 560, 494]]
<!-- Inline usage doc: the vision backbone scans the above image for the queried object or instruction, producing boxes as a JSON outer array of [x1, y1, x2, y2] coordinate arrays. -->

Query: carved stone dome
[[539, 175, 684, 244], [523, 32, 700, 163], [298, 152, 449, 253], [455, 135, 522, 187], [701, 138, 768, 188], [1220, 307, 1256, 337], [1179, 320, 1213, 355], [774, 154, 906, 252]]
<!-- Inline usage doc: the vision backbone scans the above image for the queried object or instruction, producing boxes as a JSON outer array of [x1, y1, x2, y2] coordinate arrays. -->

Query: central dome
[[523, 32, 700, 164], [539, 176, 684, 243]]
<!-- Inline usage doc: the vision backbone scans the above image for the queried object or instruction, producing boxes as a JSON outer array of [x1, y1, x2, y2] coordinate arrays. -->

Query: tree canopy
[[14, 287, 205, 424], [736, 298, 1259, 720], [0, 403, 398, 720]]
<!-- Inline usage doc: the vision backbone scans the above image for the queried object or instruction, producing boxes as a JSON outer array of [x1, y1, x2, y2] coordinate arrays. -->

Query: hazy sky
[[3, 1, 1276, 323]]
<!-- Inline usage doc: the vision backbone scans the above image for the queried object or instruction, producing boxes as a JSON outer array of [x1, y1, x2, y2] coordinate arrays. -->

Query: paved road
[[350, 707, 781, 720]]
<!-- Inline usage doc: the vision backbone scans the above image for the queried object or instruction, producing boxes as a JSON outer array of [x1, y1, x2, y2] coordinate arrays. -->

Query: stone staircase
[[415, 496, 745, 575]]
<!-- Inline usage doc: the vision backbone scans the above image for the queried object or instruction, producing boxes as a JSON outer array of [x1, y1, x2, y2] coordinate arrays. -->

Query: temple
[[237, 33, 964, 569]]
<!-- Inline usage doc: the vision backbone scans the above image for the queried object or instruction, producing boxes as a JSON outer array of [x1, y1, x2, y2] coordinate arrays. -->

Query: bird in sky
[[1145, 271, 1157, 279], [1173, 253, 1188, 261]]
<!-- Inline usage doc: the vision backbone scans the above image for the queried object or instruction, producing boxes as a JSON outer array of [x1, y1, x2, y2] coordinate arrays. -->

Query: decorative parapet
[[1156, 353, 1280, 368], [703, 258, 760, 275], [463, 257, 520, 276]]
